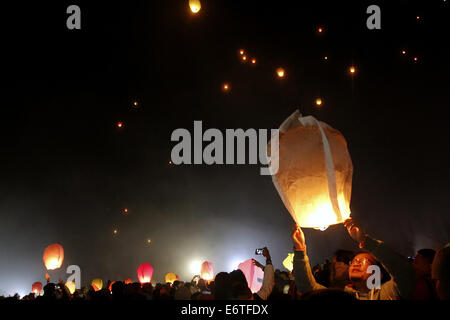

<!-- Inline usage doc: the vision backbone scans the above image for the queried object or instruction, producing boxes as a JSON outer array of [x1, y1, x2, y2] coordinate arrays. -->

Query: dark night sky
[[1, 0, 449, 295]]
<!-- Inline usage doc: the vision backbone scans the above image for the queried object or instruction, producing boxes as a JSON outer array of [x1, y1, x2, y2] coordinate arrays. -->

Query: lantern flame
[[276, 67, 285, 78], [189, 0, 201, 14]]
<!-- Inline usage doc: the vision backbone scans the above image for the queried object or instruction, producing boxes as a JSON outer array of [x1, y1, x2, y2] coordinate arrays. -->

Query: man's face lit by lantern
[[348, 253, 377, 282]]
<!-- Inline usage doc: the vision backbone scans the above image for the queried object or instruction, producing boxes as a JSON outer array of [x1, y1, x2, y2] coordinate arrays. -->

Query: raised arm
[[344, 218, 416, 299], [292, 225, 326, 293]]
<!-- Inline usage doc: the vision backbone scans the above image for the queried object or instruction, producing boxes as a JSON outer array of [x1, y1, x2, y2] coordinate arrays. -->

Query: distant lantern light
[[413, 56, 419, 62], [324, 56, 328, 60], [117, 121, 123, 128], [276, 67, 286, 78], [65, 281, 76, 294], [318, 27, 323, 33], [416, 15, 420, 20], [251, 58, 256, 64], [165, 273, 179, 284], [402, 50, 406, 55], [91, 278, 103, 291], [222, 83, 230, 92], [137, 263, 154, 284], [315, 98, 323, 106], [132, 101, 139, 108], [189, 0, 201, 14], [113, 228, 118, 235], [147, 238, 152, 244], [43, 244, 64, 271], [241, 55, 248, 62], [189, 260, 202, 274], [32, 282, 42, 295], [200, 261, 215, 281], [123, 208, 128, 214], [239, 49, 245, 55], [349, 66, 356, 75]]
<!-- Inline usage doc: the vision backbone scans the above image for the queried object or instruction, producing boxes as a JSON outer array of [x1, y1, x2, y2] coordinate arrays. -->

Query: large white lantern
[[270, 110, 353, 230]]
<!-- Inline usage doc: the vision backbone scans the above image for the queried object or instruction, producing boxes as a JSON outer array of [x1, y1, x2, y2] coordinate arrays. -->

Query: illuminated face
[[348, 253, 376, 282]]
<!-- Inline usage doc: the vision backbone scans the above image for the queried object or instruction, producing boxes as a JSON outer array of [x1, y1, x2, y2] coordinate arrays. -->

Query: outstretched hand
[[344, 218, 367, 247], [291, 224, 306, 251]]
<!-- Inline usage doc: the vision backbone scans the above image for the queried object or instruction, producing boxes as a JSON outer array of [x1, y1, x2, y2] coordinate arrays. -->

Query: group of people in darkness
[[2, 218, 449, 301]]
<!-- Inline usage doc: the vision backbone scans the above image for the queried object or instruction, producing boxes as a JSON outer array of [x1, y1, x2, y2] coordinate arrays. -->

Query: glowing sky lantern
[[251, 58, 257, 64], [124, 278, 132, 284], [239, 49, 245, 55], [165, 272, 179, 284], [315, 98, 323, 107], [269, 110, 353, 230], [222, 83, 230, 92], [189, 0, 201, 14], [91, 278, 103, 291], [137, 263, 154, 284], [32, 282, 42, 295], [200, 261, 214, 281], [238, 259, 264, 293], [43, 243, 64, 270], [65, 281, 76, 294], [117, 121, 123, 128], [241, 55, 248, 62], [276, 67, 285, 78], [349, 66, 356, 75], [282, 253, 294, 272]]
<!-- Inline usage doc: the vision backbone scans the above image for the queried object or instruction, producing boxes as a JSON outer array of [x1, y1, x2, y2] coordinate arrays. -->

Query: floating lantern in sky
[[251, 58, 257, 64], [269, 110, 353, 230], [324, 56, 328, 60], [189, 0, 201, 14], [276, 67, 286, 78], [402, 50, 406, 55], [317, 27, 324, 33], [113, 228, 118, 236], [349, 66, 356, 75], [413, 57, 419, 62], [238, 259, 264, 293], [43, 243, 64, 270], [117, 121, 123, 128], [132, 101, 139, 108], [241, 55, 248, 62], [65, 281, 76, 294], [239, 49, 245, 55], [32, 282, 42, 295], [315, 98, 323, 107], [282, 253, 294, 272], [137, 263, 154, 284], [200, 261, 214, 281], [165, 272, 179, 284], [91, 278, 103, 291], [123, 208, 128, 214], [147, 238, 152, 244], [222, 83, 230, 92], [124, 278, 132, 284]]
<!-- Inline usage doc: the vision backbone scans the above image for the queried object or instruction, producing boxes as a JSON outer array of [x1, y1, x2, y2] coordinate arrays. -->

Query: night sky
[[1, 0, 449, 296]]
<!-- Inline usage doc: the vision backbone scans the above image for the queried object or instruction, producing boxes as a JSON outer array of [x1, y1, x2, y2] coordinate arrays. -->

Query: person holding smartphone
[[252, 247, 275, 300]]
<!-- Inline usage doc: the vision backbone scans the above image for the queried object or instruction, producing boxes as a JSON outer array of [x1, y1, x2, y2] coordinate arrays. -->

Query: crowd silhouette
[[1, 219, 449, 301]]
